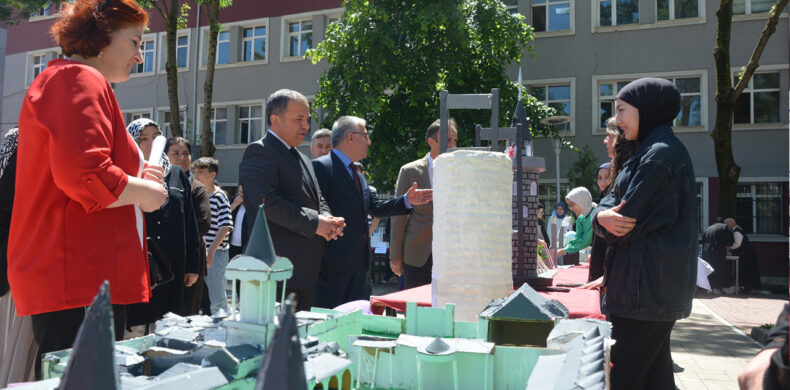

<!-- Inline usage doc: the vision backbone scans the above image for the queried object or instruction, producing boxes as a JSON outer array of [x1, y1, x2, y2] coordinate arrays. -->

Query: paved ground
[[671, 293, 788, 390]]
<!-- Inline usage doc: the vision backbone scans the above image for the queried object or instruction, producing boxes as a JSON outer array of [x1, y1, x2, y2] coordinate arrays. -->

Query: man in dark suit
[[239, 89, 345, 311], [312, 116, 432, 309]]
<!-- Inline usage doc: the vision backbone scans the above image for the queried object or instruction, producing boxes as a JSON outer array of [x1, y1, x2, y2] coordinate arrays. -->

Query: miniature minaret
[[58, 281, 119, 390], [224, 205, 294, 347]]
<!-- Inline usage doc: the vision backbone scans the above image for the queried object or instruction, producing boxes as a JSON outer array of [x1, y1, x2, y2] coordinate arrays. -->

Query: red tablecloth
[[369, 265, 604, 320]]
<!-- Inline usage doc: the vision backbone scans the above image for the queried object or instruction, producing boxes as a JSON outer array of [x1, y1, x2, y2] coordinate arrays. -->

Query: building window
[[504, 0, 518, 14], [32, 4, 50, 17], [131, 40, 154, 74], [287, 20, 313, 57], [657, 0, 698, 20], [216, 31, 230, 65], [162, 110, 185, 138], [532, 0, 571, 32], [125, 112, 152, 125], [599, 0, 638, 26], [737, 182, 784, 235], [671, 77, 702, 127], [597, 76, 702, 130], [734, 72, 780, 124], [177, 35, 189, 68], [528, 84, 571, 119], [327, 16, 341, 25], [210, 108, 228, 145], [242, 26, 266, 62], [238, 105, 263, 144], [734, 0, 775, 14], [31, 54, 46, 82]]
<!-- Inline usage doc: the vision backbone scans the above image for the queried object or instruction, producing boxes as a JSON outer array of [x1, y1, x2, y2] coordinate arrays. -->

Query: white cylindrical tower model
[[432, 150, 513, 322]]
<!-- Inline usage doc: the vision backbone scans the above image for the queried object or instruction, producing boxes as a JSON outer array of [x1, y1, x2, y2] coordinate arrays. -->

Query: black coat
[[0, 153, 15, 297], [732, 226, 762, 291], [128, 166, 200, 324], [588, 194, 607, 282], [701, 222, 734, 289], [592, 124, 698, 321], [239, 133, 331, 297]]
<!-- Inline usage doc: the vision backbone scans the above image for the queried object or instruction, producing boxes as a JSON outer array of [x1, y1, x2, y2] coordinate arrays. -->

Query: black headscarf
[[616, 78, 680, 143]]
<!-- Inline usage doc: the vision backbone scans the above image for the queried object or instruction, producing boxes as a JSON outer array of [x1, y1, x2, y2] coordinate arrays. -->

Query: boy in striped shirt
[[192, 157, 233, 317]]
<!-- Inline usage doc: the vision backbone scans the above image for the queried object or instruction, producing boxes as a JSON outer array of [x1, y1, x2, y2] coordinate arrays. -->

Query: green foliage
[[308, 0, 561, 191], [565, 145, 600, 197], [0, 0, 52, 23], [177, 2, 191, 30]]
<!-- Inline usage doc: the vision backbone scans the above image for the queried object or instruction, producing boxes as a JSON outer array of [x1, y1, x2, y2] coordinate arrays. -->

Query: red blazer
[[9, 59, 150, 316]]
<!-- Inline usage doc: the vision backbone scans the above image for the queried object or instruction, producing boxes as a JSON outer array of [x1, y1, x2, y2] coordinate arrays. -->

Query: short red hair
[[51, 0, 149, 57]]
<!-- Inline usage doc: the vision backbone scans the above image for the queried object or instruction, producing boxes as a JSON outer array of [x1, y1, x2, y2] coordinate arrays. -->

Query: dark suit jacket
[[312, 151, 410, 275], [239, 132, 331, 290]]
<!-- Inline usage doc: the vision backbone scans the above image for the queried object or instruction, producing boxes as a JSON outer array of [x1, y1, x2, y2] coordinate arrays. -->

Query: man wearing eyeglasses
[[311, 115, 433, 309]]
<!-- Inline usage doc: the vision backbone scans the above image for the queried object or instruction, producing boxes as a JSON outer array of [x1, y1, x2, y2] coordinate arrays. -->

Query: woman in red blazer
[[7, 0, 166, 376]]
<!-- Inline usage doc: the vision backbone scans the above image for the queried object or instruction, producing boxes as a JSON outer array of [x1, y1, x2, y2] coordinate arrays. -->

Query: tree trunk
[[711, 0, 787, 219], [165, 0, 182, 137], [201, 1, 220, 157]]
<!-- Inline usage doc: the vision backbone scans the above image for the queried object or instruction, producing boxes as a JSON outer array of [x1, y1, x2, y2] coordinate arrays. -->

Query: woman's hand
[[138, 180, 167, 212], [556, 248, 567, 257], [581, 277, 603, 290], [596, 201, 636, 236], [184, 273, 198, 287], [142, 162, 165, 185]]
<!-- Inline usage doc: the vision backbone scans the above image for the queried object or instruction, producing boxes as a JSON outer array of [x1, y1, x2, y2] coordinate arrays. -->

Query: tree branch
[[151, 1, 167, 20], [733, 0, 789, 101]]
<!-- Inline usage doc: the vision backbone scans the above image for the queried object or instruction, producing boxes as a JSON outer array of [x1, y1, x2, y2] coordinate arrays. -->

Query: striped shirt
[[204, 189, 233, 250]]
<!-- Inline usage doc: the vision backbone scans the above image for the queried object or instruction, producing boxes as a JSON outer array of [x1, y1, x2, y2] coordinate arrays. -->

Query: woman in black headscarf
[[591, 78, 698, 389]]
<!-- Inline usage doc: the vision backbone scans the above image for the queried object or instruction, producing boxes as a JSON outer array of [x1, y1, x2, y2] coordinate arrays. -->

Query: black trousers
[[403, 255, 432, 290], [610, 315, 676, 390], [31, 305, 126, 379], [313, 262, 372, 309]]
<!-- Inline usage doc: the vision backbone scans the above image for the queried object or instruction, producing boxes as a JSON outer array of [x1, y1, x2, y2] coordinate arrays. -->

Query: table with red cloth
[[369, 265, 604, 320]]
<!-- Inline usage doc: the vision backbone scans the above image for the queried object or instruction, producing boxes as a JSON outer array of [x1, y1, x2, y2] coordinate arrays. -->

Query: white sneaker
[[711, 288, 722, 294]]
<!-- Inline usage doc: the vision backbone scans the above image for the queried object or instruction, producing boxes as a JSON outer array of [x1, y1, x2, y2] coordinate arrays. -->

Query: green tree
[[565, 145, 600, 198], [308, 0, 560, 191], [137, 0, 191, 138], [197, 0, 233, 157], [712, 0, 788, 218], [0, 0, 49, 23]]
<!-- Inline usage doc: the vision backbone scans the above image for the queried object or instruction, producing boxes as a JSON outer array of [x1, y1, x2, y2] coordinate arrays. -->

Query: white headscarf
[[566, 187, 593, 217], [126, 118, 171, 178]]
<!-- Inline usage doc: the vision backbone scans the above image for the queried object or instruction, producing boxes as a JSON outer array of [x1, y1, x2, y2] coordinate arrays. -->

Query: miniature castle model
[[432, 150, 515, 322]]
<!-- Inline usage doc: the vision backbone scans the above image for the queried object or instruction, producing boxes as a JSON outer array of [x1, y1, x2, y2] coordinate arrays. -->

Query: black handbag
[[147, 238, 173, 290]]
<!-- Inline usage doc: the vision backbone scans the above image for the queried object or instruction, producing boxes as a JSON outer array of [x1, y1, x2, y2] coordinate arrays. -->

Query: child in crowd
[[557, 187, 594, 259], [191, 157, 233, 317]]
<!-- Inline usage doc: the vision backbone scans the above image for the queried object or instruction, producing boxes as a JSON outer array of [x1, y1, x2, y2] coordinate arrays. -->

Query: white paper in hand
[[149, 135, 167, 166]]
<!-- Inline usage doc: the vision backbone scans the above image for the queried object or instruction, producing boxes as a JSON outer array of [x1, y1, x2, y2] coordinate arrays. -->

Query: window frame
[[531, 0, 575, 37], [25, 48, 60, 87], [237, 104, 264, 144], [284, 18, 314, 60], [596, 0, 640, 27], [129, 34, 157, 78], [241, 25, 268, 63], [734, 177, 789, 239], [216, 30, 231, 65], [158, 30, 191, 72], [199, 18, 271, 70], [656, 0, 701, 21], [279, 8, 344, 61], [591, 70, 708, 135], [524, 78, 576, 136], [731, 66, 784, 127], [209, 107, 229, 145], [157, 106, 187, 138]]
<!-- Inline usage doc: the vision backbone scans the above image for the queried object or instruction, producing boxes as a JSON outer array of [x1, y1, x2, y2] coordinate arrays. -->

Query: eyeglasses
[[351, 131, 371, 139]]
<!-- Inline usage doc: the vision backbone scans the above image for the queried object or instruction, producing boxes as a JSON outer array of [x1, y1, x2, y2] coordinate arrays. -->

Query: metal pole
[[191, 4, 202, 146], [439, 90, 448, 153], [553, 137, 561, 203], [490, 88, 499, 152]]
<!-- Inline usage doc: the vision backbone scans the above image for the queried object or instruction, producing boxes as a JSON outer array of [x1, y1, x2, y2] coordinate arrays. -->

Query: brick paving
[[671, 293, 788, 390]]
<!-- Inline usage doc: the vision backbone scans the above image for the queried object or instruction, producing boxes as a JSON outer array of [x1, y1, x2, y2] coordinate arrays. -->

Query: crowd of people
[[0, 0, 785, 389]]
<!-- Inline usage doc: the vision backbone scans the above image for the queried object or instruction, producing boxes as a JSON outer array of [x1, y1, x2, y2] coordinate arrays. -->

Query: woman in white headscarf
[[556, 187, 594, 258]]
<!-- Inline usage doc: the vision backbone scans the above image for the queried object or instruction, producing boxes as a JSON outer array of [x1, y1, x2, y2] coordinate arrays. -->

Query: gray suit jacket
[[238, 132, 331, 290], [390, 154, 433, 267]]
